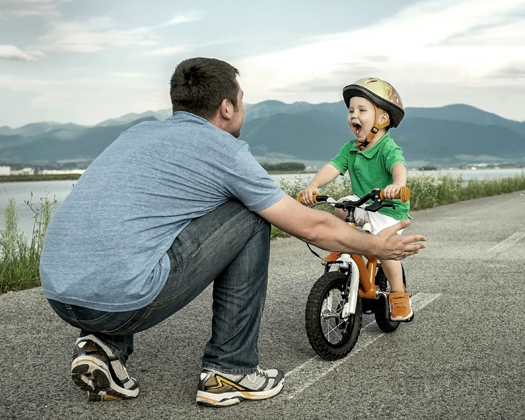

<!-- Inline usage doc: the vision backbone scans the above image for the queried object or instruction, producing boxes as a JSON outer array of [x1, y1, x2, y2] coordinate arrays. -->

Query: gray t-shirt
[[40, 112, 285, 312]]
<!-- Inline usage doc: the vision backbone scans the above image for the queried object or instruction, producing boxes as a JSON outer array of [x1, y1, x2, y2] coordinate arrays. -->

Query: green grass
[[1, 171, 524, 293], [0, 192, 56, 293], [407, 172, 525, 209]]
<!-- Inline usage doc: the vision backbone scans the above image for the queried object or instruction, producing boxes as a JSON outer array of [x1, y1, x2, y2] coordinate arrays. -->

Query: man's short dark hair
[[170, 57, 240, 120]]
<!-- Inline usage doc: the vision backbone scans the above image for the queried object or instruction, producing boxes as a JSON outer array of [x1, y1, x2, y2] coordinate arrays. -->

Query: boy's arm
[[383, 162, 407, 200], [301, 164, 341, 205]]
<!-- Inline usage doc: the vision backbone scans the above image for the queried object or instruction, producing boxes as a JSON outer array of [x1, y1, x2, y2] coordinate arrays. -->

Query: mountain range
[[1, 101, 524, 168]]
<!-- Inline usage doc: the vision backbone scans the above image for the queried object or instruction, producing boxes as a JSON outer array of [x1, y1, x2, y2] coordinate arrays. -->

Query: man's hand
[[376, 220, 426, 261]]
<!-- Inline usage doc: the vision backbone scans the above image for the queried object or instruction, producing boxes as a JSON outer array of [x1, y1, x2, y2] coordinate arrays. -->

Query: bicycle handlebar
[[297, 186, 410, 206]]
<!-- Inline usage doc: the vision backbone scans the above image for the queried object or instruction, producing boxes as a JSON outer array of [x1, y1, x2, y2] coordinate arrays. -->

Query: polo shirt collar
[[350, 133, 391, 158]]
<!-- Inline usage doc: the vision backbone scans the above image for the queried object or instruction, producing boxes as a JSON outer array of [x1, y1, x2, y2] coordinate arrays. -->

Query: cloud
[[0, 75, 168, 125], [236, 0, 525, 106], [146, 46, 189, 56], [157, 12, 202, 27], [489, 62, 525, 80], [0, 45, 45, 61], [0, 0, 70, 17], [38, 23, 149, 52], [35, 11, 201, 53], [35, 15, 156, 53]]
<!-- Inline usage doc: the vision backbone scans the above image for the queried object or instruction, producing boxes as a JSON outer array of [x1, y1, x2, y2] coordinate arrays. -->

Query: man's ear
[[219, 98, 231, 120]]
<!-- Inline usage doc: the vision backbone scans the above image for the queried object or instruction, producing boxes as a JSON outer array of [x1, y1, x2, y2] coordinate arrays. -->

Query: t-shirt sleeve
[[224, 144, 285, 212], [384, 143, 407, 173], [329, 141, 353, 175]]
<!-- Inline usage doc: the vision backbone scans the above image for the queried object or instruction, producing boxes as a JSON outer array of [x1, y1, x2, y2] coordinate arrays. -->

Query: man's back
[[39, 111, 283, 312]]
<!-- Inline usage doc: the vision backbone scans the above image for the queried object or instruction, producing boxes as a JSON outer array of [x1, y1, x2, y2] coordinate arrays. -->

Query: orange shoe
[[322, 252, 342, 266], [388, 291, 414, 321]]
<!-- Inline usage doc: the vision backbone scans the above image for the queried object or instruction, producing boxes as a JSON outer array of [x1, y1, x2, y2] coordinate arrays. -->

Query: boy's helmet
[[342, 77, 404, 128]]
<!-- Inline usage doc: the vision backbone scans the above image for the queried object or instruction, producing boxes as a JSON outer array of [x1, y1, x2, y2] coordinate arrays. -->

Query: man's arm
[[257, 195, 426, 261]]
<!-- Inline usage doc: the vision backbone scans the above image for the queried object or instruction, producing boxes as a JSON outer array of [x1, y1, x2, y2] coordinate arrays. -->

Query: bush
[[0, 192, 56, 293], [261, 162, 306, 172], [275, 172, 525, 237]]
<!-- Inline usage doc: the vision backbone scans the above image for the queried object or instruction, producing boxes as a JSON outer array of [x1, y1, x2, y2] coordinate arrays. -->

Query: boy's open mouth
[[352, 122, 362, 136]]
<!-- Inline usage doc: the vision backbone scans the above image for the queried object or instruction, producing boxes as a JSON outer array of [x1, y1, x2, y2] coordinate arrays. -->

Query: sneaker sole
[[391, 311, 414, 322], [71, 356, 139, 400], [196, 378, 284, 407]]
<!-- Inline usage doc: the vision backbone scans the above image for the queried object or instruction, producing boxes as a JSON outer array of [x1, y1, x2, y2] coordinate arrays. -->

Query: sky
[[1, 0, 525, 128]]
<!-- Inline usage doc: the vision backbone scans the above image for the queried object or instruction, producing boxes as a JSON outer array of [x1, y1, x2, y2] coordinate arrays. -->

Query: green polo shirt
[[329, 133, 410, 220]]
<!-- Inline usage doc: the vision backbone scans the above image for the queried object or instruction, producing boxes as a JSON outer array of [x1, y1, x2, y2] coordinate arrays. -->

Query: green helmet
[[342, 77, 405, 128]]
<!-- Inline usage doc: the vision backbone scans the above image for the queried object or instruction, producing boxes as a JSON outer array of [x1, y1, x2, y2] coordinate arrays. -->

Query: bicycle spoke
[[319, 288, 349, 344]]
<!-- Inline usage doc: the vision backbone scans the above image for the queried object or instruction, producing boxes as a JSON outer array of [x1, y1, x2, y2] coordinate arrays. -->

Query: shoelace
[[390, 294, 409, 308], [247, 366, 268, 384]]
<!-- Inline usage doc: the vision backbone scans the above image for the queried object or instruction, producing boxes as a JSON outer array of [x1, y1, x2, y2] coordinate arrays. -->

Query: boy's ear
[[379, 110, 390, 125]]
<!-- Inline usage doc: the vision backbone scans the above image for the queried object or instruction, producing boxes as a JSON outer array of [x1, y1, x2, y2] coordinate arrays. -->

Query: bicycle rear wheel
[[374, 267, 405, 333], [305, 271, 362, 360]]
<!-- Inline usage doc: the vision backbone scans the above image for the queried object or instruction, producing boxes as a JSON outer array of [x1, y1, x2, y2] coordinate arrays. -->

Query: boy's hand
[[382, 183, 405, 200], [300, 185, 321, 205]]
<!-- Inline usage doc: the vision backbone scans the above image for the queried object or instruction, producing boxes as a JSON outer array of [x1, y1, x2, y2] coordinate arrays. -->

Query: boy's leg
[[381, 258, 413, 321], [381, 259, 404, 292], [368, 212, 413, 321]]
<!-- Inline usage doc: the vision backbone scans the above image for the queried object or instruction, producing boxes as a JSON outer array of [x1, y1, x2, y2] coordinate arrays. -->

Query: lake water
[[270, 168, 525, 184], [1, 168, 523, 238], [0, 180, 77, 240]]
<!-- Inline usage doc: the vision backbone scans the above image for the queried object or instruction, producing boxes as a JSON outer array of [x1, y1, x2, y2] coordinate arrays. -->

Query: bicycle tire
[[374, 267, 405, 333], [305, 271, 362, 360]]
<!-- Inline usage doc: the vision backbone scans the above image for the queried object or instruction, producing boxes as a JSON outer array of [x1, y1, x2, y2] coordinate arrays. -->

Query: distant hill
[[0, 102, 524, 167], [94, 110, 172, 127], [0, 117, 157, 164], [406, 104, 525, 137], [241, 102, 525, 166]]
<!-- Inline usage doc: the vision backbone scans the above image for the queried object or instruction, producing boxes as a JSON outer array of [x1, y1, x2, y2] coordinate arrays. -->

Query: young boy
[[300, 77, 413, 321]]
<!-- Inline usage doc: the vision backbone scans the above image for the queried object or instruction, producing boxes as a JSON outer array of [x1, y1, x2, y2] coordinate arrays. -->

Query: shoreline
[[0, 174, 82, 183], [0, 172, 320, 183]]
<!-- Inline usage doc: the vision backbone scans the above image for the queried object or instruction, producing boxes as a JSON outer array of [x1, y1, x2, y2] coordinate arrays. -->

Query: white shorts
[[339, 194, 403, 236]]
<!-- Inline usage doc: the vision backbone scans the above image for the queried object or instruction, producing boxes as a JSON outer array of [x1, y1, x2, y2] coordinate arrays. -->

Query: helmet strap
[[356, 104, 390, 150]]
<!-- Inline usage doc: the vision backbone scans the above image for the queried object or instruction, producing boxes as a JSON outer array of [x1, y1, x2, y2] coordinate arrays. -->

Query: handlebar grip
[[380, 186, 410, 203], [296, 193, 328, 204]]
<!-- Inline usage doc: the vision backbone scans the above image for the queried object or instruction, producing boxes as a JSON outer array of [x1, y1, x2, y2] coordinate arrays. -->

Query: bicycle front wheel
[[305, 271, 362, 360]]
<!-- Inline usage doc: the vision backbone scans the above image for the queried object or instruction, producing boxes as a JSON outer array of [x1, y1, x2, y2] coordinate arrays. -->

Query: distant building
[[11, 168, 35, 175], [0, 166, 10, 175], [39, 169, 85, 175]]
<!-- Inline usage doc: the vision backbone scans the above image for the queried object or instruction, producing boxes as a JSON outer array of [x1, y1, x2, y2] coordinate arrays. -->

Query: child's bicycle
[[297, 187, 412, 361]]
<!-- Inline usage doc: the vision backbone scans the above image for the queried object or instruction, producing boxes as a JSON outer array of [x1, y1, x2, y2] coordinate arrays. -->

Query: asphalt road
[[1, 191, 524, 420]]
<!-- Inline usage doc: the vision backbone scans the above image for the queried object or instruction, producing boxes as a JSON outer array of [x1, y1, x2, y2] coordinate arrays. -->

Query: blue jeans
[[48, 200, 271, 375]]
